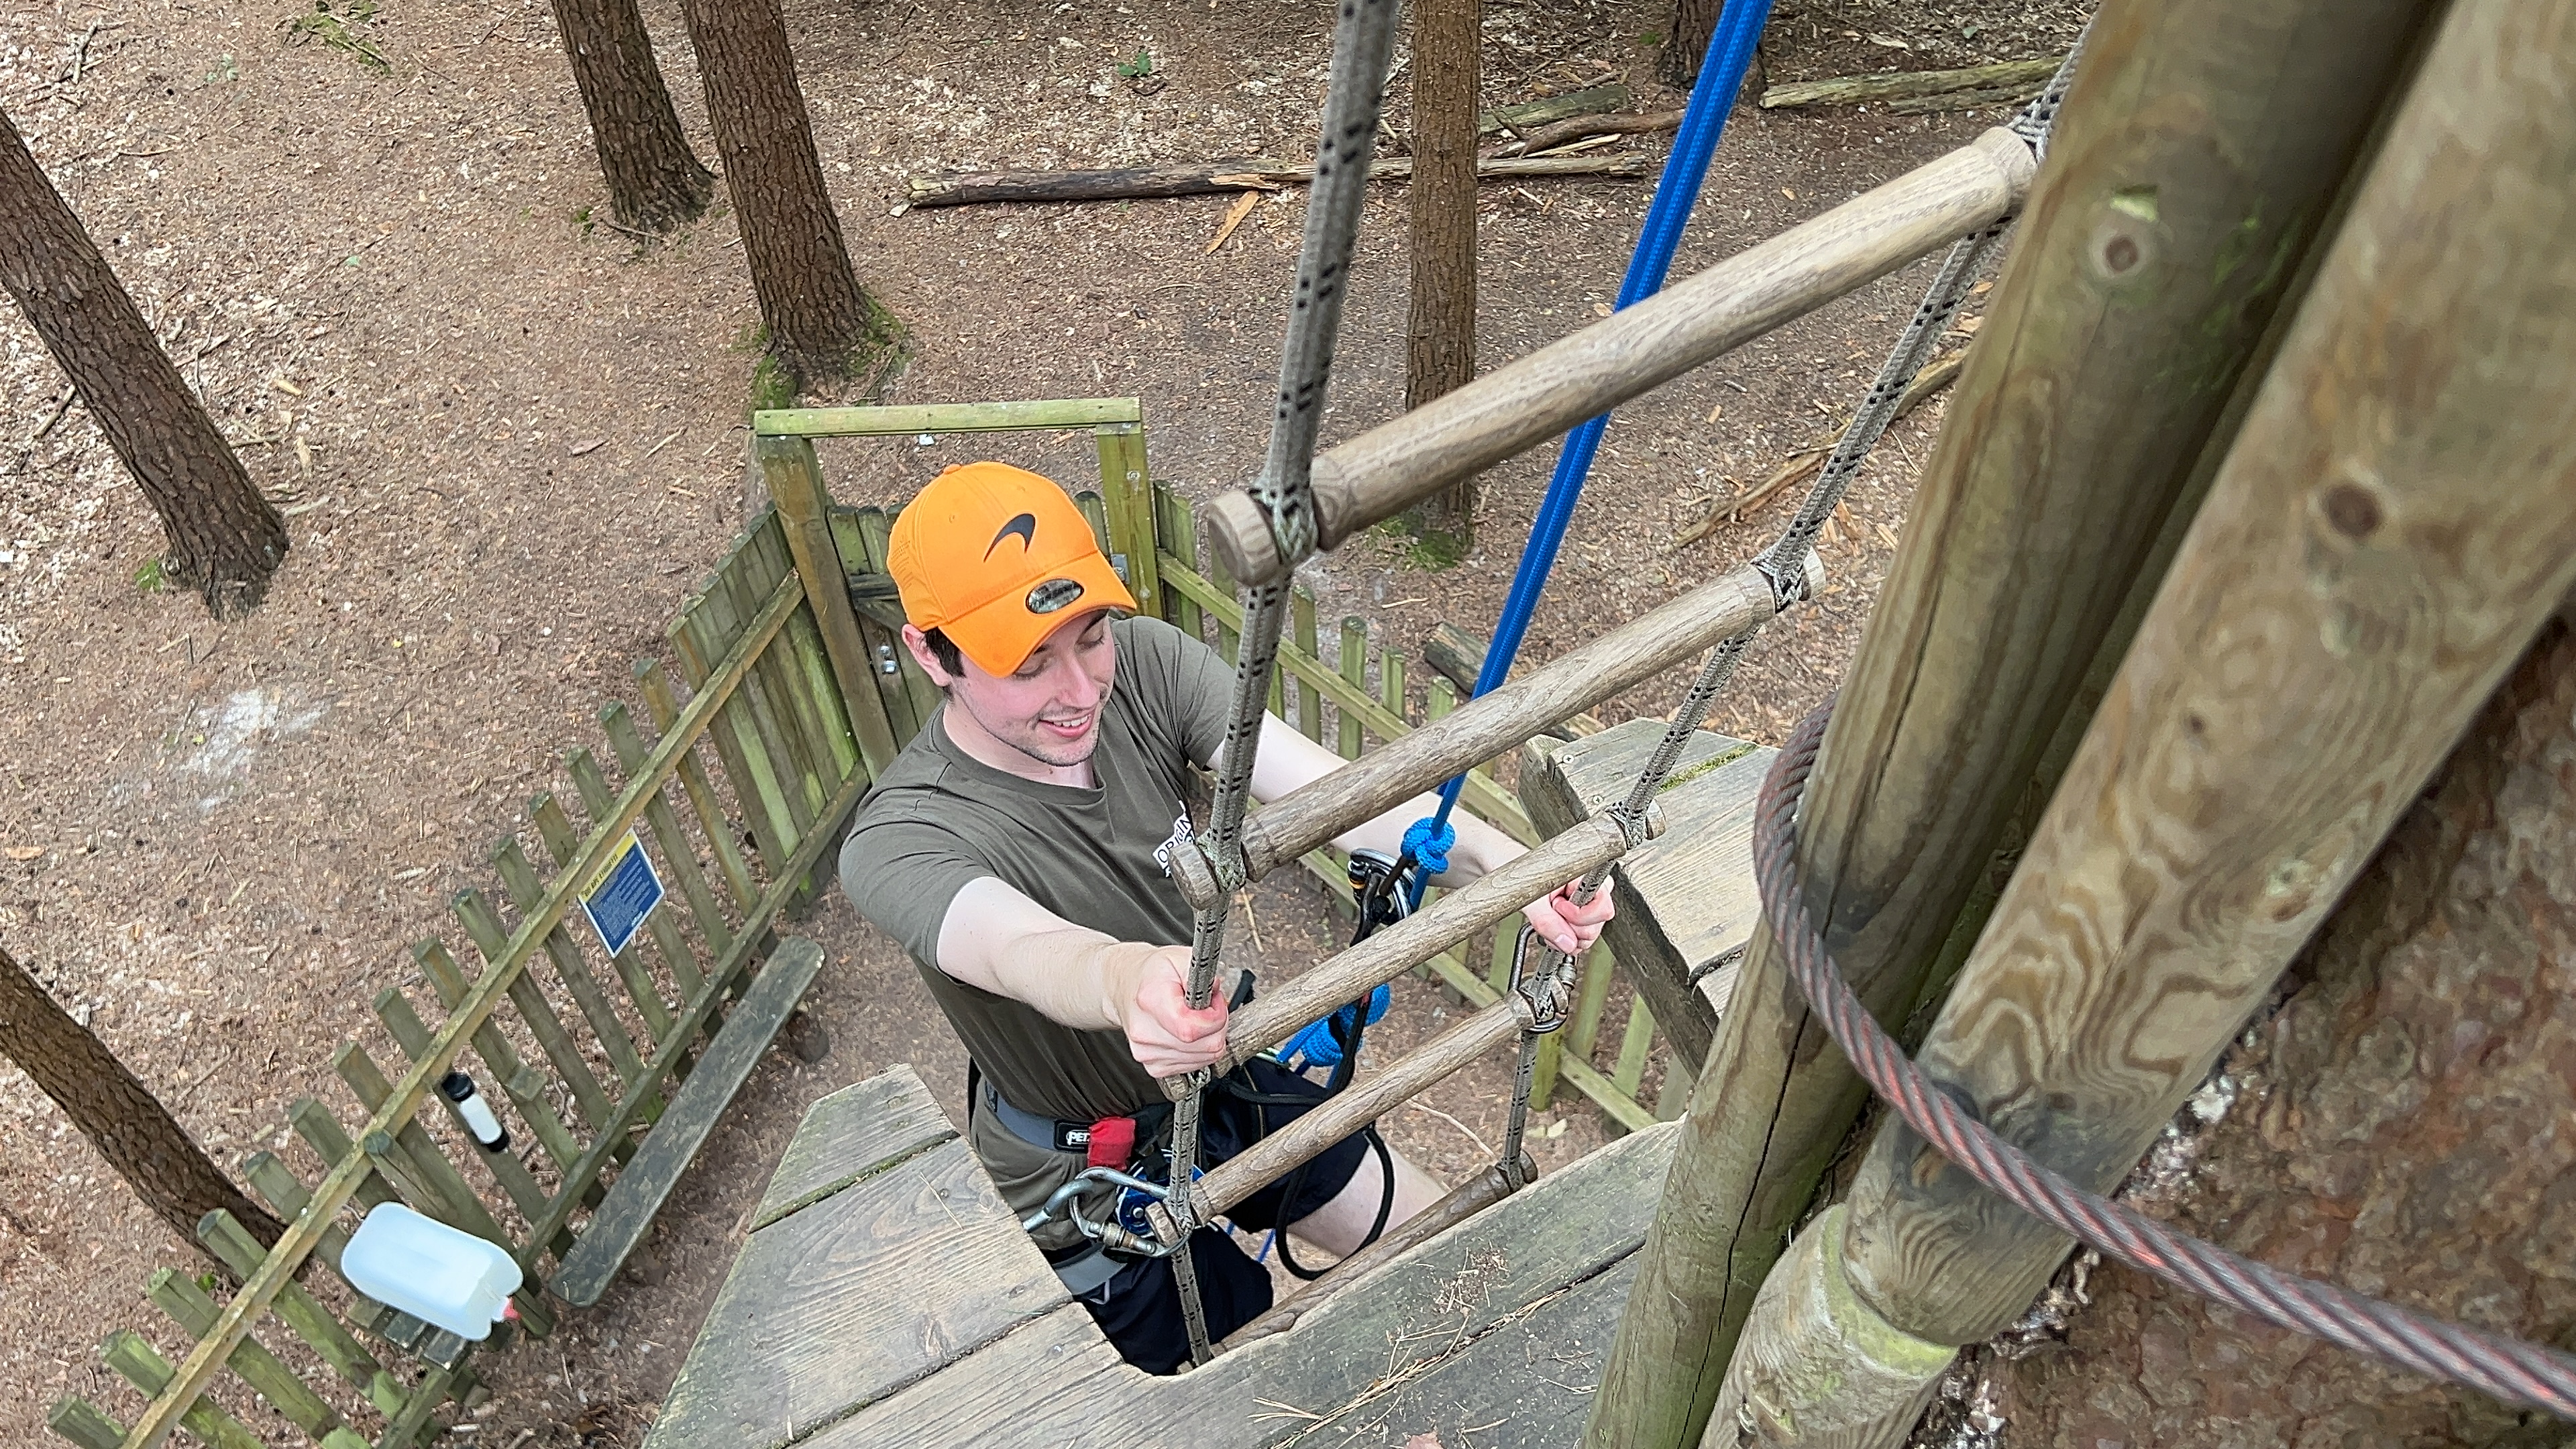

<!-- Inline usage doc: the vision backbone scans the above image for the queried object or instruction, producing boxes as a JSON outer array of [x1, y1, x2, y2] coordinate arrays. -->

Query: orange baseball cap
[[887, 462, 1138, 676]]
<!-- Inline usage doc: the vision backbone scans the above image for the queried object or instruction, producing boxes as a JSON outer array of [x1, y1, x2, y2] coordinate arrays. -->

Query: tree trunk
[[0, 106, 286, 616], [549, 0, 714, 232], [1999, 619, 2576, 1448], [1666, 0, 1727, 89], [676, 0, 902, 390], [1401, 0, 1480, 553], [0, 941, 285, 1272]]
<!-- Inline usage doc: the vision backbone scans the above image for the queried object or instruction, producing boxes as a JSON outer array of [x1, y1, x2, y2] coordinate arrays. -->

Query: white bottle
[[342, 1202, 523, 1341]]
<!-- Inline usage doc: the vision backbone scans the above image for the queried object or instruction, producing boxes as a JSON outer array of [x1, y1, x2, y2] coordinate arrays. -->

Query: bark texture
[[549, 0, 714, 231], [1665, 0, 1726, 88], [0, 941, 286, 1269], [0, 106, 286, 615], [676, 0, 902, 388], [1403, 0, 1481, 542], [1999, 621, 2576, 1447]]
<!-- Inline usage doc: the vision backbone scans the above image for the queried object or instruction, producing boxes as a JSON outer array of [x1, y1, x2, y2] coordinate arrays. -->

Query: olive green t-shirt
[[838, 614, 1234, 1125]]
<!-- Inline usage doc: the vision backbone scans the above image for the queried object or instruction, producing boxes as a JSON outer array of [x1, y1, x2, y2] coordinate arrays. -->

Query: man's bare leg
[[1284, 1141, 1445, 1258]]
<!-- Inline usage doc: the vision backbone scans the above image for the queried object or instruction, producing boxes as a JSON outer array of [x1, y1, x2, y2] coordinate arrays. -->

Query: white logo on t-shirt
[[1152, 802, 1193, 877]]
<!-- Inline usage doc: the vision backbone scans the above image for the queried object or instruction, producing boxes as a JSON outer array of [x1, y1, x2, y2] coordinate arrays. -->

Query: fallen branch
[[904, 153, 1648, 209], [1759, 55, 2063, 111], [1885, 83, 2051, 115], [1509, 108, 1686, 156], [1676, 350, 1967, 546], [1478, 83, 1630, 137]]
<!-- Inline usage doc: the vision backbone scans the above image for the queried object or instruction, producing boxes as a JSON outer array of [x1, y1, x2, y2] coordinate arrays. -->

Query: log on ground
[[904, 154, 1646, 208]]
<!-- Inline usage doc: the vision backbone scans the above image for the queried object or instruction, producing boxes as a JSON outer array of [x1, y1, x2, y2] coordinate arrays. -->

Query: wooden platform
[[647, 1066, 1684, 1449], [1523, 718, 1777, 1074]]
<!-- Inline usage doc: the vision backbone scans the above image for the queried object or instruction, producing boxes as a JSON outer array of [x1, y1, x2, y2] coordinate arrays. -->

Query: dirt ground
[[0, 0, 2081, 1443]]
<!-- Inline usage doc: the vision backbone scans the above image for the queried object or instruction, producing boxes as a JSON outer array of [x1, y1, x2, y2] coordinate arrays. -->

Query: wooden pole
[[762, 435, 900, 780], [1715, 8, 2576, 1441], [1224, 556, 1803, 886], [1401, 0, 1481, 548], [1199, 130, 2036, 587], [1581, 4, 2441, 1446]]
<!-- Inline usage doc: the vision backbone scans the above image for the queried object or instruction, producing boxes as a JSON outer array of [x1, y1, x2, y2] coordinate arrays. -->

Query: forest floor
[[0, 0, 2082, 1443]]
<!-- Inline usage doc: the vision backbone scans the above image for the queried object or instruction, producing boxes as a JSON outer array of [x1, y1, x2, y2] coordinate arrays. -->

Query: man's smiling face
[[915, 608, 1119, 772]]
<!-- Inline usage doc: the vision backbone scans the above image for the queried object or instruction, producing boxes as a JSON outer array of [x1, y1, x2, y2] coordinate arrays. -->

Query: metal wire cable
[[1754, 698, 2576, 1419]]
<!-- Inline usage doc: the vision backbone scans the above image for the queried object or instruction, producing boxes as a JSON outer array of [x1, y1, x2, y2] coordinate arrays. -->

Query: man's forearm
[[981, 926, 1160, 1032]]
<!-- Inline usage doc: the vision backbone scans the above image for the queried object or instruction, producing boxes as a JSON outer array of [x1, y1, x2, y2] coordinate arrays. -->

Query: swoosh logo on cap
[[983, 513, 1038, 559]]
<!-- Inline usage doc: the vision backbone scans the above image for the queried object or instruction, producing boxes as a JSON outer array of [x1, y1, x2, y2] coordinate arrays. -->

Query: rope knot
[[1279, 983, 1391, 1071], [1400, 816, 1455, 877]]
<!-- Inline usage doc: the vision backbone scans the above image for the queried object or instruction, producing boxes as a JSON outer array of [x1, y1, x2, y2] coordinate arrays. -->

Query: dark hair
[[921, 627, 965, 678]]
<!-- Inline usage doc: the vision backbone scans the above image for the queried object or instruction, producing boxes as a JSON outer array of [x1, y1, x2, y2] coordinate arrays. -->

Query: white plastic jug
[[341, 1202, 523, 1340]]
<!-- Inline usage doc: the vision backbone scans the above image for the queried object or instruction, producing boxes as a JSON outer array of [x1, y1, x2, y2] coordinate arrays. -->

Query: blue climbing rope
[[1407, 0, 1776, 906]]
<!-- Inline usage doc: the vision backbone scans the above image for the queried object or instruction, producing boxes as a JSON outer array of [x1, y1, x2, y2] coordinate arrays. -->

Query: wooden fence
[[52, 396, 1686, 1449]]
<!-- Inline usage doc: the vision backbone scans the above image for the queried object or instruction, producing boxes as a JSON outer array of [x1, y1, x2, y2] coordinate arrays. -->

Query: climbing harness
[[1756, 698, 2576, 1418]]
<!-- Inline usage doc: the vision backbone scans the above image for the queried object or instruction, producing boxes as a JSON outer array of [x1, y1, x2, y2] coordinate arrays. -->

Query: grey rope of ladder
[[1165, 0, 1406, 1368]]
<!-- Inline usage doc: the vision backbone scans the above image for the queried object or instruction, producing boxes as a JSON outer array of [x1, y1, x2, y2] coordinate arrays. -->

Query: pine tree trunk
[[1402, 0, 1481, 553], [1665, 0, 1727, 89], [0, 941, 285, 1271], [1998, 621, 2576, 1447], [676, 0, 902, 390], [0, 106, 286, 616], [549, 0, 714, 231]]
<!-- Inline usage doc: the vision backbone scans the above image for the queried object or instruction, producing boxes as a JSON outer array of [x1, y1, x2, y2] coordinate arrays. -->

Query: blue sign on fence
[[579, 833, 665, 959]]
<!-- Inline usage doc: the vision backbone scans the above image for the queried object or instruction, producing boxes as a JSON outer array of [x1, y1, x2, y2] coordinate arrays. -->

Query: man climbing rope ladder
[[838, 461, 1614, 1371]]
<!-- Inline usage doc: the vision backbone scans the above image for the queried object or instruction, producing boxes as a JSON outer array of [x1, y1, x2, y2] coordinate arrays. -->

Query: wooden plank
[[1291, 589, 1322, 741], [580, 727, 714, 996], [1522, 720, 1772, 1072], [1336, 616, 1366, 758], [797, 1122, 1685, 1449], [412, 939, 584, 1171], [533, 790, 678, 1044], [493, 839, 652, 1088], [1160, 489, 1205, 641], [748, 521, 859, 817], [638, 659, 761, 913], [644, 1137, 1067, 1449], [551, 940, 828, 1307], [706, 534, 828, 836], [1095, 421, 1162, 618], [763, 432, 901, 777], [1299, 1256, 1636, 1449], [196, 1210, 408, 1424], [285, 1098, 399, 1215], [1075, 488, 1110, 553], [101, 1331, 264, 1449], [672, 591, 800, 882], [46, 1398, 127, 1449], [752, 1065, 959, 1231], [753, 397, 1142, 437], [122, 572, 809, 1449], [1193, 132, 2038, 586], [144, 1269, 368, 1449], [857, 507, 944, 733]]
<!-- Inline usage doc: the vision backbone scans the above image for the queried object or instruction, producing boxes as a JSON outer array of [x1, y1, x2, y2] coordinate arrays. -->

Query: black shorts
[[1080, 1058, 1382, 1374]]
